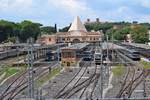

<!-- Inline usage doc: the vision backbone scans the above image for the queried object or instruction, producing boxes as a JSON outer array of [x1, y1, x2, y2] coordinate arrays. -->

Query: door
[[67, 62, 70, 66]]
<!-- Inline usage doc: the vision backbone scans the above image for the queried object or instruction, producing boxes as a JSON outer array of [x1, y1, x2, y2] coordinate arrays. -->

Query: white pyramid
[[68, 16, 87, 32]]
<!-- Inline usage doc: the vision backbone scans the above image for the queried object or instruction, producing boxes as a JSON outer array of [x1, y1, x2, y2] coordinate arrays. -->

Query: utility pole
[[106, 35, 110, 81], [57, 44, 61, 70], [111, 32, 114, 61], [148, 30, 150, 46], [27, 38, 35, 98], [16, 37, 20, 69], [100, 40, 103, 98], [106, 35, 109, 59], [143, 70, 146, 98], [57, 44, 60, 65]]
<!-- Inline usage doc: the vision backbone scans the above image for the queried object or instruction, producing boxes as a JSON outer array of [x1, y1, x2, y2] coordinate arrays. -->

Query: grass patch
[[0, 69, 4, 76], [140, 60, 150, 70], [112, 64, 125, 77], [0, 65, 27, 78], [5, 68, 19, 77], [37, 67, 61, 87], [0, 65, 27, 85]]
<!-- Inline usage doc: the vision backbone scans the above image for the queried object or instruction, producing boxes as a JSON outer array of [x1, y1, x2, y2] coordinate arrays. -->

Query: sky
[[0, 0, 150, 28]]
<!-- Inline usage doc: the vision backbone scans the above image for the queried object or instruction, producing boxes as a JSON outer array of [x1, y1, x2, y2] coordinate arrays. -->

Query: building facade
[[38, 16, 103, 45], [38, 34, 56, 45]]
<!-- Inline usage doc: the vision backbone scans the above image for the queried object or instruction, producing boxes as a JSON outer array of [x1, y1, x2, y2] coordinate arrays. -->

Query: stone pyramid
[[68, 16, 87, 32]]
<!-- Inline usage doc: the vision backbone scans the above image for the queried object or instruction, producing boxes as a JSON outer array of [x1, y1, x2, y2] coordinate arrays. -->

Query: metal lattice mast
[[100, 41, 103, 98], [58, 44, 60, 63], [16, 37, 20, 69], [143, 70, 146, 97], [106, 35, 109, 58], [27, 38, 34, 98], [106, 35, 110, 81], [111, 31, 114, 61]]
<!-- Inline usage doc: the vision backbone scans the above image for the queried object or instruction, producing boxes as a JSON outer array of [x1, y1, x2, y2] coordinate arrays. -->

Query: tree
[[131, 25, 149, 43], [59, 25, 70, 32], [41, 26, 56, 34], [85, 24, 94, 31], [85, 23, 113, 33], [0, 20, 43, 43], [5, 37, 16, 43], [0, 20, 17, 43], [106, 26, 131, 41], [106, 29, 116, 40], [0, 25, 7, 43], [0, 19, 149, 43], [19, 20, 42, 42]]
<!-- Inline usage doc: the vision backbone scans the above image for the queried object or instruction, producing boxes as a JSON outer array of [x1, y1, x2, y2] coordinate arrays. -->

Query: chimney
[[87, 18, 90, 22], [96, 18, 99, 23], [54, 23, 57, 33]]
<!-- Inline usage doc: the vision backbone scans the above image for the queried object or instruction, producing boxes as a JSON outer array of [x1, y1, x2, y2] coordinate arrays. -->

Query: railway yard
[[0, 42, 150, 100]]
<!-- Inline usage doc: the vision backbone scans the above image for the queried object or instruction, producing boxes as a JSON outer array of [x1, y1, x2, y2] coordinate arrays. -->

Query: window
[[62, 38, 65, 41], [49, 38, 51, 41], [82, 38, 86, 41]]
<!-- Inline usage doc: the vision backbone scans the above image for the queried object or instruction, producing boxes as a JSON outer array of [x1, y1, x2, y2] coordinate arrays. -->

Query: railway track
[[0, 62, 59, 100], [116, 50, 149, 98], [54, 66, 83, 98], [55, 62, 89, 98], [0, 55, 26, 66], [67, 73, 99, 98], [88, 71, 100, 99], [55, 61, 100, 99], [0, 70, 27, 99], [79, 63, 99, 99]]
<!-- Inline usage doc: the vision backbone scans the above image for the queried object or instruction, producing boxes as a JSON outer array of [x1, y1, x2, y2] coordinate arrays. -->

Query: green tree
[[0, 20, 17, 43], [19, 20, 42, 42], [41, 26, 56, 34], [4, 37, 16, 43], [59, 25, 70, 32], [85, 24, 94, 31], [131, 25, 149, 43], [0, 25, 7, 43], [0, 19, 149, 44], [85, 23, 113, 33], [114, 27, 131, 40]]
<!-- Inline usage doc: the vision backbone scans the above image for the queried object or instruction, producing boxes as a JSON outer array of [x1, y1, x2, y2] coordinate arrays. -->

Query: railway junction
[[0, 16, 150, 100], [0, 41, 150, 100]]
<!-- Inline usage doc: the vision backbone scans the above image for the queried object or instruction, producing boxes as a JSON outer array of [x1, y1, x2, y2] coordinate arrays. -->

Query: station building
[[61, 43, 89, 67], [39, 16, 103, 45]]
